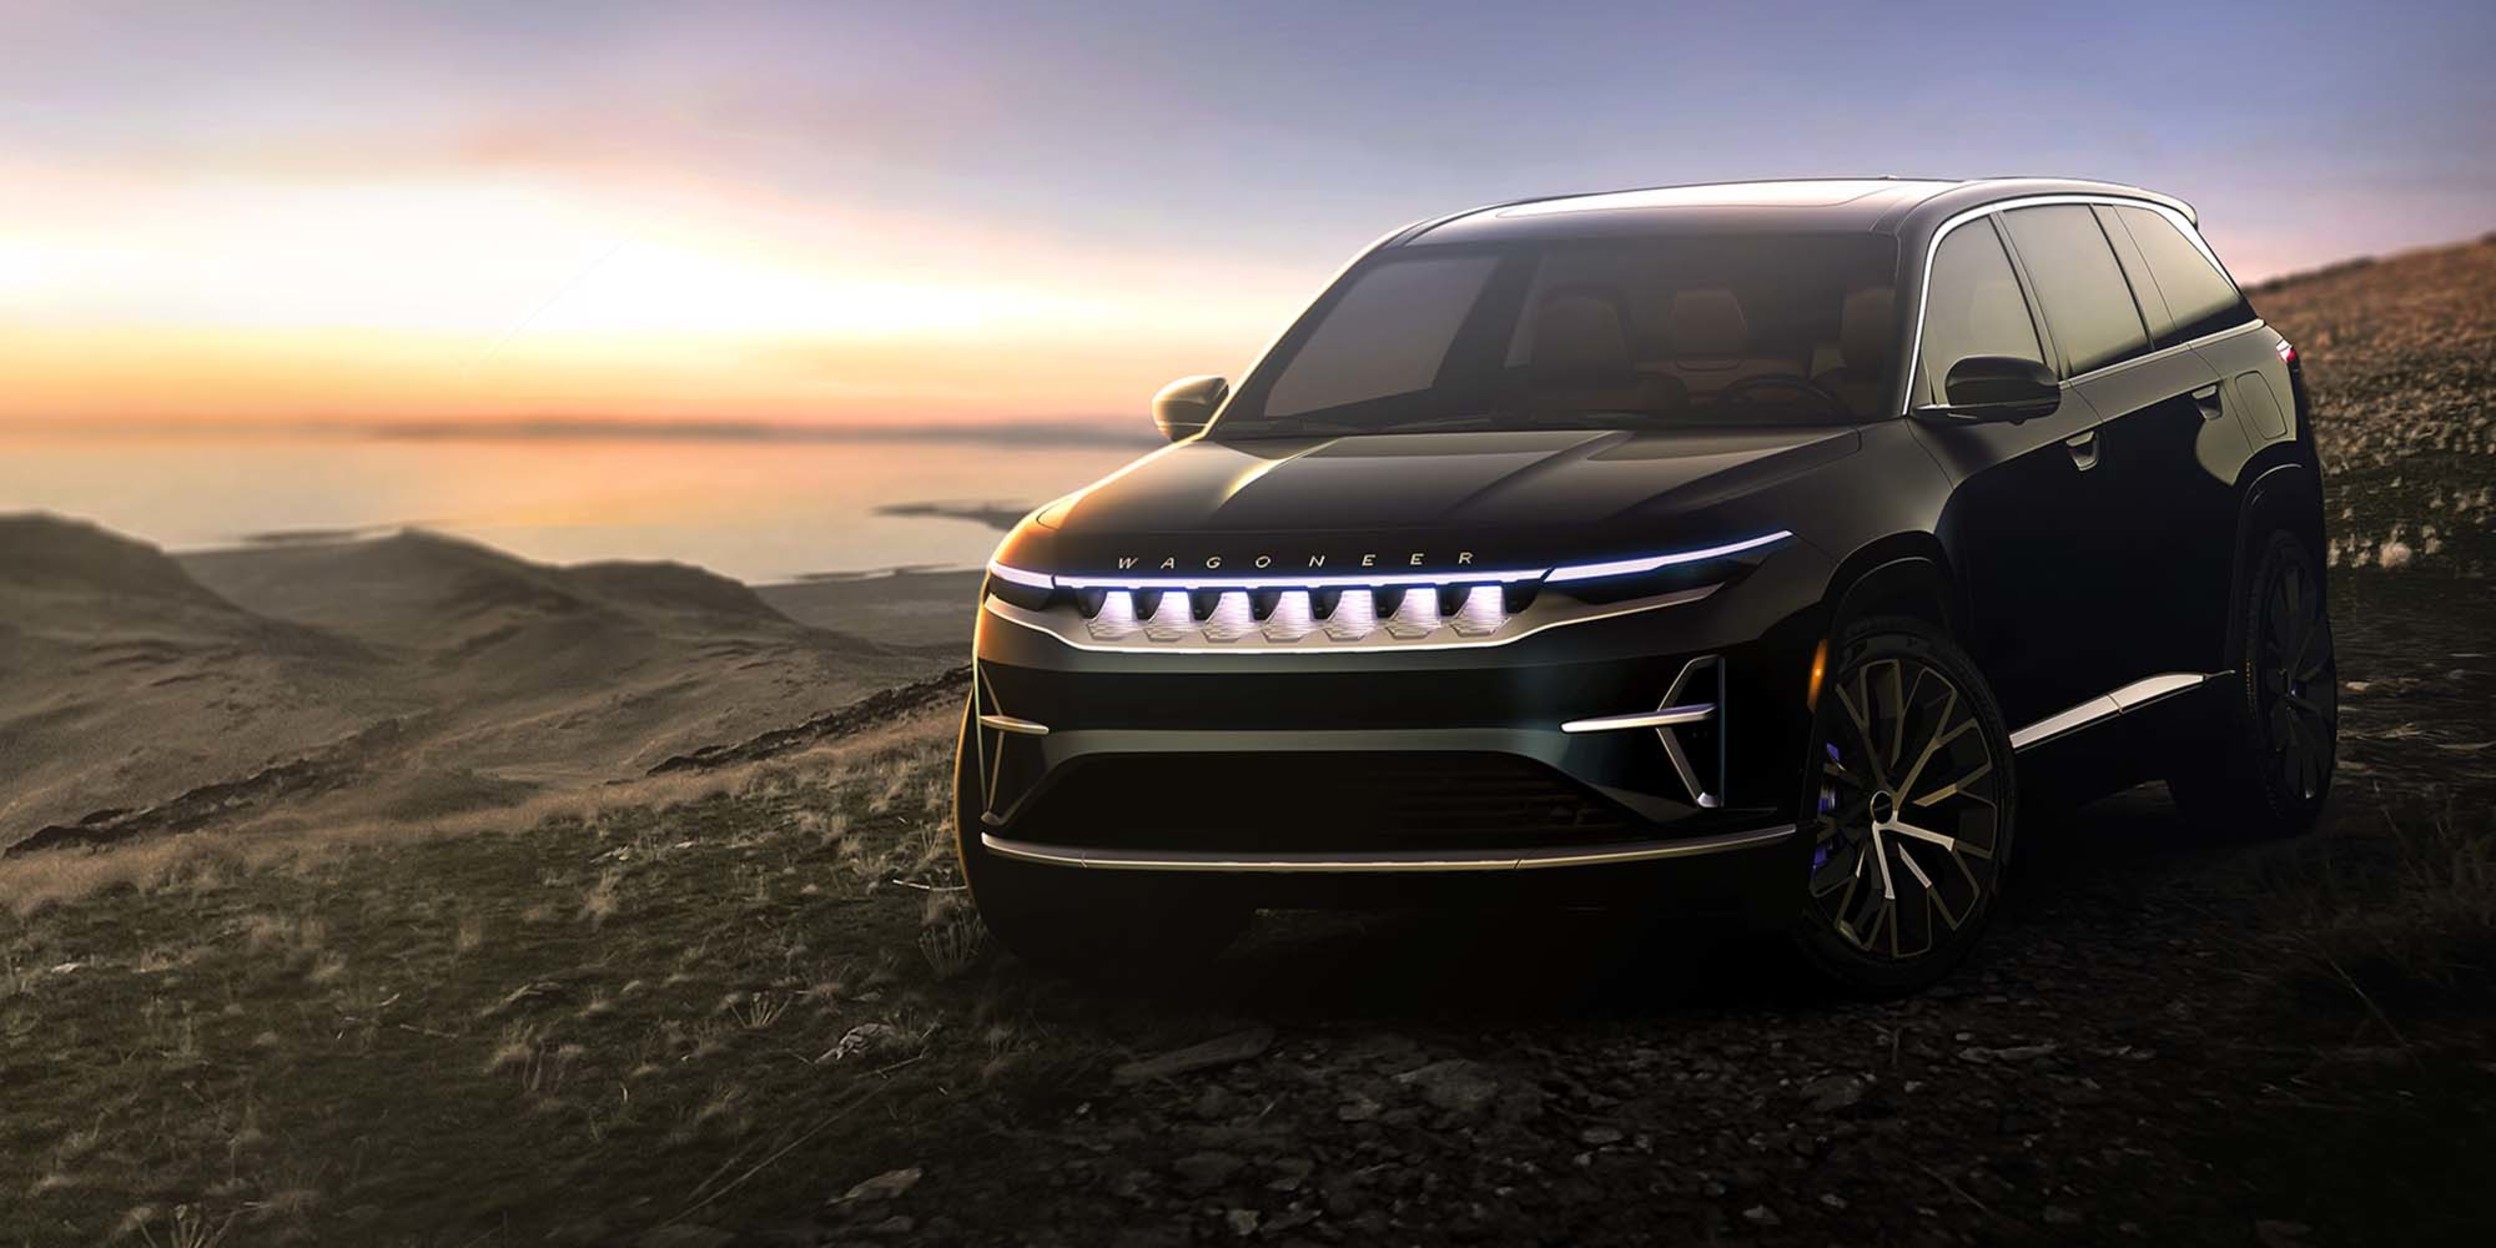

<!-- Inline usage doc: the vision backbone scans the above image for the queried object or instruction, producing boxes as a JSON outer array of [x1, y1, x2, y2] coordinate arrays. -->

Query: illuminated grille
[[1078, 582, 1529, 648], [1014, 753, 1641, 853]]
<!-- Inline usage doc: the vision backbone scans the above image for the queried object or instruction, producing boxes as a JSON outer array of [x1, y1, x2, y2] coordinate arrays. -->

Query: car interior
[[1507, 253, 1896, 421]]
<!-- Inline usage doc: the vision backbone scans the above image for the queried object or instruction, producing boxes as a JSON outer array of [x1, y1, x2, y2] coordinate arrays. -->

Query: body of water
[[0, 431, 1146, 583]]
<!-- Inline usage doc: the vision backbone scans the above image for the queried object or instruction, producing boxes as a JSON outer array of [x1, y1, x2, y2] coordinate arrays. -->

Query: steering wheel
[[1712, 372, 1852, 416]]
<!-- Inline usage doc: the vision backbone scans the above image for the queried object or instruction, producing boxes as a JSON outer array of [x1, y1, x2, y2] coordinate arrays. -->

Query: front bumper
[[963, 543, 1832, 909]]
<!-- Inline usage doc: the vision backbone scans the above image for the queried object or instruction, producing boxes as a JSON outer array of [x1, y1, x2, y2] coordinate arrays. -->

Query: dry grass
[[0, 707, 961, 916], [2271, 804, 2496, 1023], [0, 713, 1089, 1245]]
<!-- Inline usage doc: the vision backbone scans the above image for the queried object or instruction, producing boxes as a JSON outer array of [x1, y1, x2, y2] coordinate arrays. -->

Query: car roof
[[1398, 177, 2196, 248]]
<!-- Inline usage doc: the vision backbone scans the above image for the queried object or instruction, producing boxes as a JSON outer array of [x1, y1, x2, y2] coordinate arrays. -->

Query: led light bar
[[987, 560, 1055, 591], [1051, 566, 1545, 591], [1542, 531, 1794, 583], [997, 530, 1793, 594]]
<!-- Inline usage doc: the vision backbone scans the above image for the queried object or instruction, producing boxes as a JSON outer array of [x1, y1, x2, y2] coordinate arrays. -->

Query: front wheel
[[952, 705, 1248, 976], [2171, 530, 2337, 839], [1790, 617, 2018, 996]]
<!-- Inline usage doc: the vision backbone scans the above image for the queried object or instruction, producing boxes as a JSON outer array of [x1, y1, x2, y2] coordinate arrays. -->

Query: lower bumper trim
[[980, 824, 1796, 874]]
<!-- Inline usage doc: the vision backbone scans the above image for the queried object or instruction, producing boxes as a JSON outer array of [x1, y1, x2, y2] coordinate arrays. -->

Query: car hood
[[1020, 426, 1860, 576]]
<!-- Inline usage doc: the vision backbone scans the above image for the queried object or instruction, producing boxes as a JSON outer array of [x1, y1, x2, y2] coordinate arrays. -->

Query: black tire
[[952, 704, 1249, 976], [1790, 616, 2018, 997], [2170, 530, 2337, 839]]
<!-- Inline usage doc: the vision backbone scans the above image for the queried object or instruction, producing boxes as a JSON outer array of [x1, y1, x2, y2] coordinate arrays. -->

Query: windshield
[[1214, 233, 1901, 438]]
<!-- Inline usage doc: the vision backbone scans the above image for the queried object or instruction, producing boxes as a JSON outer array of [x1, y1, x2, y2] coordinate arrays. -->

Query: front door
[[1910, 214, 2125, 730]]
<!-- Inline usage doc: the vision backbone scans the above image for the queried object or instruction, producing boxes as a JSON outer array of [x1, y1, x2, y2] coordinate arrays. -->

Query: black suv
[[956, 178, 2334, 993]]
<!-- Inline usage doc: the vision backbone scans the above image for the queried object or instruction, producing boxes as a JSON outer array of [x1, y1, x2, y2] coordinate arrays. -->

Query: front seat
[[1812, 285, 1896, 415], [1526, 287, 1684, 416], [1649, 288, 1800, 399]]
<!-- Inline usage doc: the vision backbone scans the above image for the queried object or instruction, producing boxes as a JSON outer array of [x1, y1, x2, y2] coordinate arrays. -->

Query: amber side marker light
[[1806, 639, 1830, 711]]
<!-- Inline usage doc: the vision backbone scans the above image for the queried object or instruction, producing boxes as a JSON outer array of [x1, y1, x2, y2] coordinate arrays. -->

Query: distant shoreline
[[0, 414, 1162, 451]]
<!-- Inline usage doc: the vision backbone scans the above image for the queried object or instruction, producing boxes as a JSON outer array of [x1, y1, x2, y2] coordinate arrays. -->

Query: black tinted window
[[1919, 218, 2043, 399], [1217, 233, 1899, 437], [2001, 205, 2150, 375], [2112, 206, 2247, 344], [1262, 255, 1500, 418]]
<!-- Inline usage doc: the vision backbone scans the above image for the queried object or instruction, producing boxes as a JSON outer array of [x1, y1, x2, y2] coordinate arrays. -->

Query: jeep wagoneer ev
[[956, 178, 2334, 992]]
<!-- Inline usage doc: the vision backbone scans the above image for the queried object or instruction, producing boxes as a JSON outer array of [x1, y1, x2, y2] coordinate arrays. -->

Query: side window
[[1920, 217, 2044, 399], [2001, 205, 2150, 375], [2113, 206, 2249, 345]]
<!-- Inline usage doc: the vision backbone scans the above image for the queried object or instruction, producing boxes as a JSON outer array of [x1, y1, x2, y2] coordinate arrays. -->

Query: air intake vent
[[1011, 753, 1642, 854]]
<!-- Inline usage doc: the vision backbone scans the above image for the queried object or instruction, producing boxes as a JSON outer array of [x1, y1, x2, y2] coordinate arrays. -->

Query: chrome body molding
[[976, 713, 1051, 736], [981, 582, 1719, 655], [979, 823, 1796, 874], [1901, 191, 2246, 414], [2008, 672, 2210, 752], [1560, 702, 1715, 733]]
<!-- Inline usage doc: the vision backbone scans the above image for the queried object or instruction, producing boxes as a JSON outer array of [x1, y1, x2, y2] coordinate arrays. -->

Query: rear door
[[1911, 215, 2121, 730], [2107, 203, 2268, 672], [1998, 203, 2228, 686]]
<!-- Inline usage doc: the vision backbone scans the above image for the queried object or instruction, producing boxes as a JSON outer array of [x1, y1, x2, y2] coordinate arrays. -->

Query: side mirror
[[1152, 375, 1228, 442], [1916, 355, 2061, 424]]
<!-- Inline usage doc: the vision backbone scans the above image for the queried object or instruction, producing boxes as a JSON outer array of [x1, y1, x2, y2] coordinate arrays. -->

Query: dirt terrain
[[0, 522, 938, 851], [1, 237, 2492, 1246]]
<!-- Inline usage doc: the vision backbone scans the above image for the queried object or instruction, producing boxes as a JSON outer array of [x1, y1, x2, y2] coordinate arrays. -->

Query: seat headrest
[[1839, 286, 1896, 371], [1529, 288, 1635, 384], [1668, 288, 1750, 358]]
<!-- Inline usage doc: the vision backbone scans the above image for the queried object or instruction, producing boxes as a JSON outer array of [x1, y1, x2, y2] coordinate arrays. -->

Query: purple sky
[[4, 0, 2489, 424]]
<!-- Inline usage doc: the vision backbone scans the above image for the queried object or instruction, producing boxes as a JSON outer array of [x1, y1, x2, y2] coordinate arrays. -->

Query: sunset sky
[[5, 0, 2491, 431]]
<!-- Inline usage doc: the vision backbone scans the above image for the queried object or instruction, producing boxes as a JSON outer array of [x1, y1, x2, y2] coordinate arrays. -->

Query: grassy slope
[[0, 717, 1066, 1246]]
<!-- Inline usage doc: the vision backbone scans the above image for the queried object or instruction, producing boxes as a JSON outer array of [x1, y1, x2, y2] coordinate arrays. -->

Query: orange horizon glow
[[0, 160, 1315, 427]]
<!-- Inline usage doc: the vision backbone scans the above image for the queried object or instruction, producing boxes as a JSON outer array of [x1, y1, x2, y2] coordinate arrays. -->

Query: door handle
[[2191, 383, 2225, 420], [2064, 429, 2100, 471]]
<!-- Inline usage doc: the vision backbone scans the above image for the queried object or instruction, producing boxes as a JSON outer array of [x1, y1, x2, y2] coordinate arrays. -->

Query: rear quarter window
[[2000, 205, 2151, 376], [2111, 205, 2250, 345]]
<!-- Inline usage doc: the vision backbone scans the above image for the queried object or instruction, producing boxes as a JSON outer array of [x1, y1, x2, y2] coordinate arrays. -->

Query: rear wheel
[[952, 704, 1249, 975], [2171, 530, 2337, 839], [1790, 617, 2017, 996]]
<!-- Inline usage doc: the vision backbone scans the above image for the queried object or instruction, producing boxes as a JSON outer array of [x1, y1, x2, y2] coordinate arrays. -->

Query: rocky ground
[[2, 562, 2486, 1247]]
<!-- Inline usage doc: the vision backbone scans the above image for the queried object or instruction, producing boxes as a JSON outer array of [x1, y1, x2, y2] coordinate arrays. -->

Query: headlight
[[984, 558, 1057, 610], [1544, 531, 1793, 583]]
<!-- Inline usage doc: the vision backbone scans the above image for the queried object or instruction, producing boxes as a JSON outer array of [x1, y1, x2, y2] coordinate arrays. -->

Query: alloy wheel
[[1806, 655, 2006, 961], [2258, 553, 2338, 802]]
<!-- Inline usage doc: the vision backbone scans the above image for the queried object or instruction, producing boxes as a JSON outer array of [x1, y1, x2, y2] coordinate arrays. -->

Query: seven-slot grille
[[1073, 582, 1535, 647]]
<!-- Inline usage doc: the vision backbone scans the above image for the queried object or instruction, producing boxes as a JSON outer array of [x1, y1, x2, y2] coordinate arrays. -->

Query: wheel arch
[[1823, 536, 1963, 640], [2224, 459, 2326, 668]]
